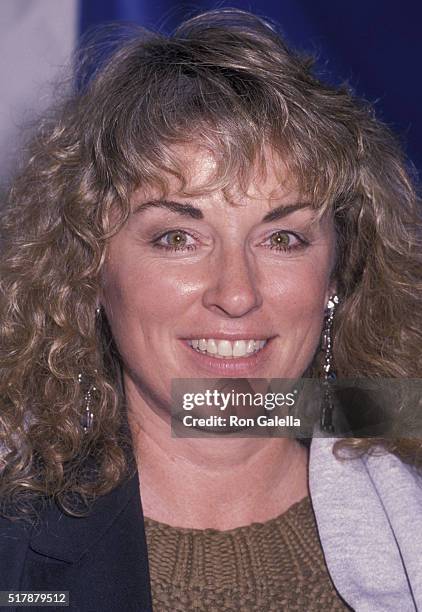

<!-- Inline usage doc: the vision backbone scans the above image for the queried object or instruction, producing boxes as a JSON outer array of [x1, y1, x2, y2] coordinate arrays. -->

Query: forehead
[[131, 143, 301, 207]]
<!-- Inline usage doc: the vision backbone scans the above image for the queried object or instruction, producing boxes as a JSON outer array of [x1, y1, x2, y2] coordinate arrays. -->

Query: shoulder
[[0, 474, 153, 611], [0, 513, 33, 590], [0, 512, 34, 544], [309, 438, 422, 610]]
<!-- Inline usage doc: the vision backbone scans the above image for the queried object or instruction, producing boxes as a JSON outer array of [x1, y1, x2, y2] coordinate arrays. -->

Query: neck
[[127, 385, 309, 531]]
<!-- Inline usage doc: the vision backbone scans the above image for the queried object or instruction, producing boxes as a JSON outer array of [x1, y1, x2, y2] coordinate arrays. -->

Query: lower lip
[[180, 339, 274, 375]]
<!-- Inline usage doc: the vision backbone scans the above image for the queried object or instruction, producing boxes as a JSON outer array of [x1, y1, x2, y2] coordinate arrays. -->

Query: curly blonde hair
[[1, 9, 421, 520]]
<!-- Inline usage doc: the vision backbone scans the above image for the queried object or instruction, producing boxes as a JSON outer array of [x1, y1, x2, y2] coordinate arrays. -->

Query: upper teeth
[[188, 339, 267, 358]]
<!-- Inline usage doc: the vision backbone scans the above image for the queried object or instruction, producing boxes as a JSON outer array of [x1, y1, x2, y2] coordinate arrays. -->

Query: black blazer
[[0, 470, 153, 612]]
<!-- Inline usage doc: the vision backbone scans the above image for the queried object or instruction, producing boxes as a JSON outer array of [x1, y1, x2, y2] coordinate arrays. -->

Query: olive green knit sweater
[[144, 496, 352, 611]]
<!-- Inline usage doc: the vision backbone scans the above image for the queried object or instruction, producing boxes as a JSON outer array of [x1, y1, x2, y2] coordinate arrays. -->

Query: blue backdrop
[[79, 0, 422, 175]]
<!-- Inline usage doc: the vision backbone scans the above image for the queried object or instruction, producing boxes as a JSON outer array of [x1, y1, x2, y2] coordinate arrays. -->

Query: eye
[[152, 230, 197, 252], [263, 230, 307, 252]]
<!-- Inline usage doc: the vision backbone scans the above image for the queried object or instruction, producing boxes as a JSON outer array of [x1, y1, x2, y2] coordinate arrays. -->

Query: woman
[[0, 9, 421, 612]]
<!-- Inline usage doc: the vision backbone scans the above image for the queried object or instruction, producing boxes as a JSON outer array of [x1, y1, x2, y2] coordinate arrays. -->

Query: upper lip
[[182, 334, 275, 341]]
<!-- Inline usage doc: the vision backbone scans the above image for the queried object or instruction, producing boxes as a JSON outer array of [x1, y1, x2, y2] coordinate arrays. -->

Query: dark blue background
[[79, 0, 422, 176]]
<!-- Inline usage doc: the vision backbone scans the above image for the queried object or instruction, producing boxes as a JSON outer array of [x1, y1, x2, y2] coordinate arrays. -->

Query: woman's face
[[100, 147, 337, 413]]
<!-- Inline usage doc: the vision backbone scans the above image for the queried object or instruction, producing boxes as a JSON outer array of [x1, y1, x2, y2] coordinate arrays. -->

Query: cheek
[[262, 266, 328, 375], [265, 260, 330, 314], [101, 255, 201, 340]]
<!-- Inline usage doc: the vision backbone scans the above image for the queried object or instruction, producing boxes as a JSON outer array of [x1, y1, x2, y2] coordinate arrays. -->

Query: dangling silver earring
[[78, 371, 97, 433], [77, 308, 102, 432], [320, 294, 339, 433]]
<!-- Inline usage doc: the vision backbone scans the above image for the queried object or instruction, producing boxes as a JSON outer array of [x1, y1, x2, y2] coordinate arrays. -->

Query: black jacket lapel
[[30, 469, 140, 562], [0, 514, 32, 591], [23, 470, 153, 611]]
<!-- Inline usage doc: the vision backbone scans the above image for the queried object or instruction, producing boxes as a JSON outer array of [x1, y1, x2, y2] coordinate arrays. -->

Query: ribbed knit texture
[[144, 496, 352, 611]]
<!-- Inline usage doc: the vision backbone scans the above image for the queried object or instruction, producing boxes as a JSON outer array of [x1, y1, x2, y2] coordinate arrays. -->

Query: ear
[[324, 281, 338, 308], [96, 284, 106, 310]]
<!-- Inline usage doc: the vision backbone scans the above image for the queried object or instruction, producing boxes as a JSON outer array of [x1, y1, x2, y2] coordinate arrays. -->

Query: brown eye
[[153, 229, 197, 252], [270, 231, 291, 248], [263, 230, 307, 254], [164, 231, 187, 248]]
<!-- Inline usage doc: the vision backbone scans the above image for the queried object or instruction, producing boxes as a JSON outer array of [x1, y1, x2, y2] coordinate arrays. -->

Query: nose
[[202, 244, 263, 318]]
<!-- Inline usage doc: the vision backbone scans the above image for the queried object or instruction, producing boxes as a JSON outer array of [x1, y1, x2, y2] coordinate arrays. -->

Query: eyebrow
[[261, 202, 312, 222], [133, 199, 203, 219], [132, 199, 311, 222]]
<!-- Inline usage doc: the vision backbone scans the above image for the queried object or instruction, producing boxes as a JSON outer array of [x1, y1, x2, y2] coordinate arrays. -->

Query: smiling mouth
[[187, 338, 268, 359]]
